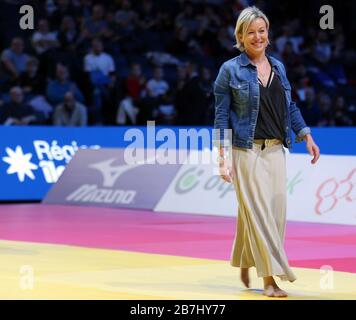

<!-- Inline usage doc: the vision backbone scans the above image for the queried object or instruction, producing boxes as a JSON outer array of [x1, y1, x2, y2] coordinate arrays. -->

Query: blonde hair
[[234, 6, 270, 52]]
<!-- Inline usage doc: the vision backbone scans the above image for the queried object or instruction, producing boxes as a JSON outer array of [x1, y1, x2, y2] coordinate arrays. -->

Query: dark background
[[0, 0, 355, 127]]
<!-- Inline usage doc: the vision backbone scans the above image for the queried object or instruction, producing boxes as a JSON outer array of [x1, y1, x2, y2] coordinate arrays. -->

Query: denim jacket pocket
[[229, 80, 249, 116]]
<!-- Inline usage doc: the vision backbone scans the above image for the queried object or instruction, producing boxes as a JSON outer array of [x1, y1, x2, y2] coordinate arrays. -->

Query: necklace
[[257, 59, 271, 86]]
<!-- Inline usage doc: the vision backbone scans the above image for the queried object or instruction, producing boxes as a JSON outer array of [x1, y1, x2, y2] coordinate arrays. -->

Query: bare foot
[[263, 285, 275, 297], [263, 277, 288, 298], [263, 285, 288, 297], [240, 268, 250, 288], [273, 287, 288, 297]]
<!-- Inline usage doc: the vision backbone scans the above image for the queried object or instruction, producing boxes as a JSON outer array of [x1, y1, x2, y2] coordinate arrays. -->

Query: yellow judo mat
[[0, 240, 355, 300]]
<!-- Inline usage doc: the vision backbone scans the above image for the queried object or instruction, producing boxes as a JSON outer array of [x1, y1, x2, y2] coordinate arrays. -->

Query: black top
[[254, 67, 286, 141]]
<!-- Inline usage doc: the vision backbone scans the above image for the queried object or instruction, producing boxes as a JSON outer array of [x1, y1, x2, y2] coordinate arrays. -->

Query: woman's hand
[[304, 134, 320, 164], [219, 158, 233, 183]]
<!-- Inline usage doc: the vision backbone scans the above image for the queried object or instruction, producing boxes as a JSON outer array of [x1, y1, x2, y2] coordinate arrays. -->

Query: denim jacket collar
[[239, 51, 281, 76], [239, 51, 252, 67], [239, 51, 278, 67]]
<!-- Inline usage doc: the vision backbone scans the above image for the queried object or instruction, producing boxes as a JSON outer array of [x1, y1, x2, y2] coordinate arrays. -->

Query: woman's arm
[[289, 92, 320, 164], [302, 133, 320, 164], [213, 62, 233, 182], [213, 62, 231, 149], [289, 100, 311, 143], [279, 61, 320, 164]]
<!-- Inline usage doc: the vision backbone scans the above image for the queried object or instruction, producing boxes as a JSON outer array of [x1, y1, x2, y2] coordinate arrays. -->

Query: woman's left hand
[[304, 134, 320, 164]]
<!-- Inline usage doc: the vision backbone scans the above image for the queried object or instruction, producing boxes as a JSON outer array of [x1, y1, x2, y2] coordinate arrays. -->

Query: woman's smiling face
[[239, 17, 269, 55]]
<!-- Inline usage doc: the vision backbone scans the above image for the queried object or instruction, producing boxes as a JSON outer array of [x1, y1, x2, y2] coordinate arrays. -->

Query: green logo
[[175, 167, 203, 194], [287, 171, 303, 195], [175, 167, 235, 198]]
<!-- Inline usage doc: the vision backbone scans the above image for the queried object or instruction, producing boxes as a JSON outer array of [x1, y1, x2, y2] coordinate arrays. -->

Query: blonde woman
[[214, 6, 320, 297]]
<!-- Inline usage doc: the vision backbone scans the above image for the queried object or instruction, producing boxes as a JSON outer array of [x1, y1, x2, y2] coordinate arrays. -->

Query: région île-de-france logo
[[2, 141, 100, 183], [2, 146, 38, 182]]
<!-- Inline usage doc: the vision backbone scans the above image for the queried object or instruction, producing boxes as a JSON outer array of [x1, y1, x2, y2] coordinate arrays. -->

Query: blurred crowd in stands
[[0, 0, 355, 127]]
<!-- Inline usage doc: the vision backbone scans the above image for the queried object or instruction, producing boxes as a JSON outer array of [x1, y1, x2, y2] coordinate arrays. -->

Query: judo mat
[[0, 204, 355, 300]]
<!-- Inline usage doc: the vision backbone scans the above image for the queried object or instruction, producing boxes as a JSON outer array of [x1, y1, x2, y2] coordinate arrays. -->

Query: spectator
[[104, 9, 124, 46], [146, 67, 169, 98], [200, 66, 214, 125], [137, 0, 159, 31], [115, 0, 138, 35], [348, 104, 356, 125], [333, 96, 353, 126], [125, 63, 146, 99], [74, 0, 93, 20], [299, 87, 320, 126], [281, 41, 303, 69], [154, 90, 176, 125], [46, 63, 84, 106], [175, 3, 198, 33], [167, 26, 190, 56], [317, 92, 334, 126], [32, 19, 59, 55], [84, 38, 116, 124], [1, 38, 30, 80], [331, 28, 346, 62], [0, 87, 42, 125], [0, 1, 353, 128], [16, 57, 52, 121], [196, 5, 221, 32], [81, 4, 109, 40], [50, 0, 80, 29], [313, 31, 332, 65], [175, 62, 206, 125], [17, 57, 45, 95], [53, 91, 88, 126], [116, 95, 139, 125], [57, 16, 80, 50], [175, 64, 187, 90], [275, 23, 303, 55], [84, 38, 116, 82], [217, 27, 235, 55], [133, 67, 169, 124]]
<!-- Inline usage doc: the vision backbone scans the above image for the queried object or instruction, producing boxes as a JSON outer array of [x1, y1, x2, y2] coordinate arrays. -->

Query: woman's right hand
[[219, 159, 233, 183]]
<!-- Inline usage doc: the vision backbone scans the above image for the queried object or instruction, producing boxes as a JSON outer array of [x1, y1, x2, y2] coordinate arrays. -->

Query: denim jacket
[[213, 52, 311, 151]]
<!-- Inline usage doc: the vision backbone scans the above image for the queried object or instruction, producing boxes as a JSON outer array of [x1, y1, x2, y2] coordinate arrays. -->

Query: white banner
[[155, 150, 356, 225], [285, 153, 356, 225], [155, 149, 237, 216]]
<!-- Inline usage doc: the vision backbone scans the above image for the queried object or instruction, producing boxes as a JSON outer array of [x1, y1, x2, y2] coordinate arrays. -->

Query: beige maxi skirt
[[230, 138, 297, 282]]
